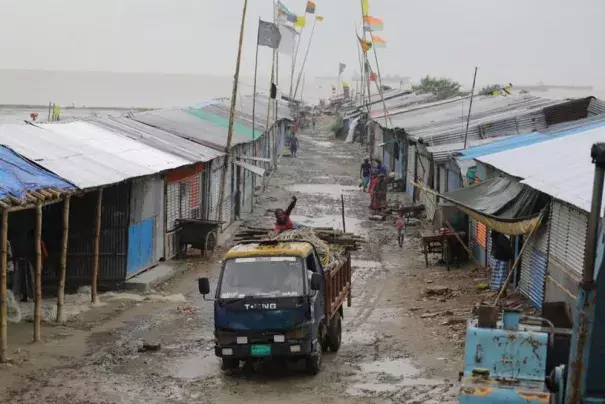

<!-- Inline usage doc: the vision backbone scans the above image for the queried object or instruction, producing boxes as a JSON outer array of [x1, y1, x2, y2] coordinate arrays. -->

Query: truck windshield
[[219, 256, 304, 298]]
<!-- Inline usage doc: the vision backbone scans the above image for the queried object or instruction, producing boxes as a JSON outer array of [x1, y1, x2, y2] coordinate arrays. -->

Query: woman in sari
[[370, 174, 388, 212]]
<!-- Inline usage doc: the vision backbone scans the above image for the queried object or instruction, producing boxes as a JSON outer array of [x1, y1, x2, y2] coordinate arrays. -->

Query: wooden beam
[[0, 200, 9, 210], [56, 195, 71, 323], [30, 191, 46, 201], [91, 189, 103, 304], [39, 190, 52, 198], [0, 209, 8, 362], [33, 203, 42, 342], [46, 189, 61, 198], [8, 196, 22, 206]]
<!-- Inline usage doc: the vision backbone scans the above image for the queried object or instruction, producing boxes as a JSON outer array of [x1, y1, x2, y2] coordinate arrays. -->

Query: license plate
[[251, 344, 271, 356]]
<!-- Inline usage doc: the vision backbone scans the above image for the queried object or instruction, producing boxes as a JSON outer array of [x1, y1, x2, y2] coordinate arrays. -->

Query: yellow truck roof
[[224, 242, 314, 260]]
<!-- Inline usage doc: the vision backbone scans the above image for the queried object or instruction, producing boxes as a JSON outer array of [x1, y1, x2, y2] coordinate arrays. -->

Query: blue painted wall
[[127, 217, 155, 277]]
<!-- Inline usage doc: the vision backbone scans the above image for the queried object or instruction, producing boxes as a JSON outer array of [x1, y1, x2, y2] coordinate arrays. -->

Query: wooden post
[[91, 189, 103, 304], [33, 202, 42, 342], [341, 194, 346, 233], [0, 209, 8, 361], [56, 195, 71, 322]]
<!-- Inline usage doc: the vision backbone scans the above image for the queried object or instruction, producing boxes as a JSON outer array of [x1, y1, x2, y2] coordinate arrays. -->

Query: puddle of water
[[313, 141, 334, 148], [360, 358, 421, 378], [290, 214, 365, 235], [285, 183, 360, 197], [170, 353, 217, 380]]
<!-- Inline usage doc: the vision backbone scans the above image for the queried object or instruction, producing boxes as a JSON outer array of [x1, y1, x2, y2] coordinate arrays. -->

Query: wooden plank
[[56, 195, 71, 323], [0, 209, 8, 362], [33, 203, 42, 342]]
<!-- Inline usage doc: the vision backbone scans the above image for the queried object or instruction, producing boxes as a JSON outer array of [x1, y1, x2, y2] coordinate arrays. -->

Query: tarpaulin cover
[[440, 176, 547, 235], [0, 145, 75, 200]]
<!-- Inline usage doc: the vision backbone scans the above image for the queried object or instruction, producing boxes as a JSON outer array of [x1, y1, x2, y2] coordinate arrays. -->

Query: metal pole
[[218, 0, 248, 228], [463, 66, 478, 149], [293, 18, 317, 100], [252, 19, 260, 141]]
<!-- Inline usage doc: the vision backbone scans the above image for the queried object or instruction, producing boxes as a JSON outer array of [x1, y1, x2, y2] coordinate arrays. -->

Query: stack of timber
[[233, 226, 364, 269]]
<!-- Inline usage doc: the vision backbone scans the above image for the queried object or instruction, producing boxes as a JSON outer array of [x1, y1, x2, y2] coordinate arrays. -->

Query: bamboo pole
[[33, 202, 42, 342], [293, 18, 317, 100], [91, 189, 103, 304], [0, 209, 8, 361], [217, 0, 248, 227], [56, 195, 71, 322]]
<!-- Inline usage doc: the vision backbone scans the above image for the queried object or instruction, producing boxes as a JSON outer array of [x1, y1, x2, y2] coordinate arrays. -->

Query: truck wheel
[[221, 358, 239, 371], [305, 342, 322, 375], [326, 312, 342, 352]]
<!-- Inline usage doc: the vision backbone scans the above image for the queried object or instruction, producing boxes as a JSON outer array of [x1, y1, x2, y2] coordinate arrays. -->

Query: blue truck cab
[[198, 239, 352, 375]]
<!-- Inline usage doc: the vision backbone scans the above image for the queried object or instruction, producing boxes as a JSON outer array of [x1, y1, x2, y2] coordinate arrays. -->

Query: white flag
[[278, 23, 298, 55]]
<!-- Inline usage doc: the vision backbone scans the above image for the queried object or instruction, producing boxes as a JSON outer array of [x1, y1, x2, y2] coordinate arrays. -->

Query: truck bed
[[324, 253, 352, 320]]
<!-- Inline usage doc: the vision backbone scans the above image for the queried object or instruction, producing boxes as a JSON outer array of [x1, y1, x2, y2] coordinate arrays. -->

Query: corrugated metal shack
[[87, 117, 225, 260], [0, 121, 191, 283], [374, 95, 599, 220], [474, 121, 605, 313]]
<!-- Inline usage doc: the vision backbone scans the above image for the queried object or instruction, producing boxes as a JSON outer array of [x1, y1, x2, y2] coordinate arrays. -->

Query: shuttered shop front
[[545, 201, 587, 306], [519, 225, 549, 309]]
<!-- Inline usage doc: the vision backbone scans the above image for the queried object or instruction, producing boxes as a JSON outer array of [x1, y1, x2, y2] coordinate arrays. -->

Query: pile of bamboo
[[233, 226, 364, 252]]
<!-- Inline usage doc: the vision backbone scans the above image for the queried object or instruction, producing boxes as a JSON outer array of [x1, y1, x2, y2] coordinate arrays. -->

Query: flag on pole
[[363, 16, 384, 32], [358, 36, 372, 53], [258, 20, 282, 49], [339, 62, 347, 75], [295, 16, 306, 28], [371, 34, 387, 48], [316, 15, 324, 22], [306, 1, 316, 14], [342, 81, 351, 88], [362, 0, 370, 17], [277, 23, 298, 55], [275, 0, 297, 23], [369, 72, 377, 82]]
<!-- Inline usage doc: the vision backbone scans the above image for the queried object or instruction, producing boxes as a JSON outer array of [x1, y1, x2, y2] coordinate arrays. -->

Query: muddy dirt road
[[2, 129, 464, 404]]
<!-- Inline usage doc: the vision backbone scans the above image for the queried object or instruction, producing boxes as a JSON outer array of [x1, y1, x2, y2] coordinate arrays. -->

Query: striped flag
[[371, 34, 387, 48], [363, 16, 383, 32], [306, 1, 316, 14]]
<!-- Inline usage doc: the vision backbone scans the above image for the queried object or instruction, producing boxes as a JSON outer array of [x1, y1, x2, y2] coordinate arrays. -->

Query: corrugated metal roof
[[234, 159, 266, 176], [426, 136, 513, 164], [0, 122, 190, 189], [371, 93, 435, 119], [455, 133, 550, 161], [87, 117, 224, 163], [476, 125, 605, 213], [0, 145, 75, 200], [133, 106, 262, 151]]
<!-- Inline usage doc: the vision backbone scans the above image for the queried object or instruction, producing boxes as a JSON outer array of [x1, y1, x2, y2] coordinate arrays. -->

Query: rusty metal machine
[[459, 143, 605, 404]]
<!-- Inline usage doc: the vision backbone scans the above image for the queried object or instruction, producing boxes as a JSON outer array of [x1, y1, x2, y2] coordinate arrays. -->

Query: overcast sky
[[1, 0, 604, 88]]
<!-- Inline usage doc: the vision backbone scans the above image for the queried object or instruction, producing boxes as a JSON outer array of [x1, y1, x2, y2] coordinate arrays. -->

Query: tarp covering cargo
[[440, 177, 547, 235]]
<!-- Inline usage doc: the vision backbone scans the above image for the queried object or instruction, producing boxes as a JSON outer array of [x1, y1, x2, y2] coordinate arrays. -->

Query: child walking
[[395, 212, 405, 248]]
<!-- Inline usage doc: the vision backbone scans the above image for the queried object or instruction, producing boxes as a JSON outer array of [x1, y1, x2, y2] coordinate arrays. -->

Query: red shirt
[[275, 216, 294, 232]]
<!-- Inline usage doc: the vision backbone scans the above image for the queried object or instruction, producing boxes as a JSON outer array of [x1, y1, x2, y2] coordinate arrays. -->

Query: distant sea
[[0, 69, 350, 109]]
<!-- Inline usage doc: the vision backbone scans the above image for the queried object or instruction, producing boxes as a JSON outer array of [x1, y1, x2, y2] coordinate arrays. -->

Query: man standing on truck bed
[[274, 196, 297, 234]]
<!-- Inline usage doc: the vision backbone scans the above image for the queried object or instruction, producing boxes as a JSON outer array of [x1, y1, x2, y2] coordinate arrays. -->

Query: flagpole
[[293, 18, 316, 100], [371, 47, 391, 127], [274, 50, 279, 168], [218, 0, 248, 227], [289, 21, 305, 100], [252, 18, 261, 141]]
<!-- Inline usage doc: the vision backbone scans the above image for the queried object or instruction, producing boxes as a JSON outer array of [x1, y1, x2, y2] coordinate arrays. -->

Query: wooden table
[[421, 231, 467, 270]]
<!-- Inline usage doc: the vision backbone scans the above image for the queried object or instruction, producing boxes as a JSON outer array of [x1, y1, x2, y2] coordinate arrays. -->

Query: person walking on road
[[395, 212, 406, 247], [312, 118, 316, 132], [359, 158, 372, 192], [290, 133, 300, 158]]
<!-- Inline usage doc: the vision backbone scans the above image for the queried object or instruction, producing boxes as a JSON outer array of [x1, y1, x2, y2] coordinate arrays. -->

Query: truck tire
[[221, 358, 239, 371], [326, 312, 342, 352], [305, 341, 322, 375]]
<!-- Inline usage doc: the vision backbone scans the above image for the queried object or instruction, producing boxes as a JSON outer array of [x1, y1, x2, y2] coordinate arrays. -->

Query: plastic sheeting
[[345, 117, 359, 143], [0, 145, 74, 200], [439, 177, 547, 235]]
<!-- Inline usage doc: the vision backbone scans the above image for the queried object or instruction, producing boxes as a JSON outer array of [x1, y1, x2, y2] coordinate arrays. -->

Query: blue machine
[[460, 143, 605, 404]]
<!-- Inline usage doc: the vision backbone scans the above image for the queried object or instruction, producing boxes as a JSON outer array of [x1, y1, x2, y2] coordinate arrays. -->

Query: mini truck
[[198, 239, 352, 374]]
